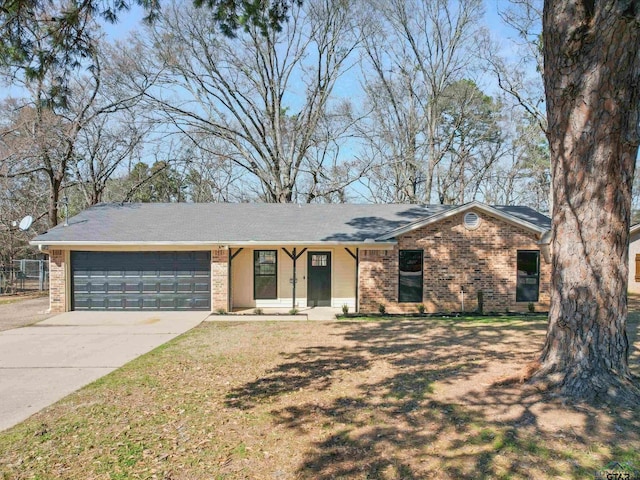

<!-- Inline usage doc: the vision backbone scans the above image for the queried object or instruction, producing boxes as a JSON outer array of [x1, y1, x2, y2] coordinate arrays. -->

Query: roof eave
[[30, 239, 398, 248]]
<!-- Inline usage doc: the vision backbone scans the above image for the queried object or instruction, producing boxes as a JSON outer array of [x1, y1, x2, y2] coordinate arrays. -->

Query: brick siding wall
[[211, 249, 229, 312], [358, 211, 551, 314], [49, 249, 67, 313]]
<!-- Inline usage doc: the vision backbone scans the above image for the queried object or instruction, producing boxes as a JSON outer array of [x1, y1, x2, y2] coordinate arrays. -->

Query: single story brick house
[[30, 201, 552, 314]]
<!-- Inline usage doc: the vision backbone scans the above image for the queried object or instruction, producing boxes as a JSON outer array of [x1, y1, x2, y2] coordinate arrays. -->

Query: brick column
[[49, 250, 67, 313], [211, 249, 229, 312], [359, 249, 396, 313]]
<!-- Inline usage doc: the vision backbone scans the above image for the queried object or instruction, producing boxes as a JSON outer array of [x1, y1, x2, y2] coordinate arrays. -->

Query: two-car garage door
[[71, 251, 211, 311]]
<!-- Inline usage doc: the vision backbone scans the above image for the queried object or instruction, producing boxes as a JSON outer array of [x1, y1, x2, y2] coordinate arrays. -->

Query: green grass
[[0, 293, 47, 305], [0, 297, 22, 305], [338, 313, 548, 325]]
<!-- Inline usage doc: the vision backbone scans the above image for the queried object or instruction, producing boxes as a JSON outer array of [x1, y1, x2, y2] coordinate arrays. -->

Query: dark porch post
[[228, 248, 243, 313], [356, 247, 359, 313], [292, 248, 297, 310], [227, 249, 231, 313], [345, 247, 359, 313], [282, 247, 307, 310]]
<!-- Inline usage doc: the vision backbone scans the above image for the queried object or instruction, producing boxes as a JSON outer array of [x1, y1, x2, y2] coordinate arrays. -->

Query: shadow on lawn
[[226, 347, 371, 410], [226, 317, 640, 479]]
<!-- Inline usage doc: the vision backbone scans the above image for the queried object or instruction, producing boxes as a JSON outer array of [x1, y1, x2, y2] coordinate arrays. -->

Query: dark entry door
[[307, 251, 331, 307]]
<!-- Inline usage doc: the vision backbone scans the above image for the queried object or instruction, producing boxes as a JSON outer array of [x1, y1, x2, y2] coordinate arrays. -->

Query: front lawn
[[1, 315, 639, 479]]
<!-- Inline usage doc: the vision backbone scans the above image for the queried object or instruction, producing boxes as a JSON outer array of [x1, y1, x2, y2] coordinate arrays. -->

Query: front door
[[307, 251, 331, 307]]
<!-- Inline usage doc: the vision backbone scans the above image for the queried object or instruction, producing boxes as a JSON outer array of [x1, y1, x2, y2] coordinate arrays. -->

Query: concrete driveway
[[0, 310, 208, 432]]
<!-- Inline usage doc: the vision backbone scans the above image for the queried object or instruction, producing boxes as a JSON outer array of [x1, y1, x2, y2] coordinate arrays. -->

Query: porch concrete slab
[[208, 314, 304, 322], [0, 311, 206, 432], [209, 307, 341, 322], [305, 307, 341, 321]]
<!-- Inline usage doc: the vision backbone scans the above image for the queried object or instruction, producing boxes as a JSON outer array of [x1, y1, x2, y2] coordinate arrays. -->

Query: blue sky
[[3, 0, 536, 101], [98, 0, 538, 99], [103, 0, 519, 39], [102, 4, 146, 41]]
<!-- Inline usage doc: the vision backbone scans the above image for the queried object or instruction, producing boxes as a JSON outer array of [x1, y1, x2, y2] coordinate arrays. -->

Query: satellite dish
[[18, 215, 33, 231]]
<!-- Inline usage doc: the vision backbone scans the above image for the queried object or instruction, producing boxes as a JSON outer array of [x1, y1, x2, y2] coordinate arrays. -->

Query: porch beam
[[354, 248, 359, 313], [292, 248, 307, 309], [344, 248, 360, 313], [281, 247, 307, 309], [227, 249, 231, 313], [228, 248, 243, 313]]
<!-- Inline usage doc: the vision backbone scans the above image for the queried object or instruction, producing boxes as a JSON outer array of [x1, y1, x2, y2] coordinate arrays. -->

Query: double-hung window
[[399, 250, 423, 303], [254, 250, 277, 299], [516, 250, 540, 302]]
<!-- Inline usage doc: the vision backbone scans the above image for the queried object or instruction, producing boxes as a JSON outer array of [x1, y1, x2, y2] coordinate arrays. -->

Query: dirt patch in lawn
[[0, 295, 51, 331], [1, 315, 639, 479]]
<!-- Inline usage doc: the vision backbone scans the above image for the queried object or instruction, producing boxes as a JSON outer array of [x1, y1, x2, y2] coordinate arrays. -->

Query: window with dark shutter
[[399, 250, 423, 303], [516, 250, 540, 302], [254, 250, 277, 299]]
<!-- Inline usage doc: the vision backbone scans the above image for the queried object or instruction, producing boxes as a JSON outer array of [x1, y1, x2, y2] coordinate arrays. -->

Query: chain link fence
[[0, 259, 49, 294]]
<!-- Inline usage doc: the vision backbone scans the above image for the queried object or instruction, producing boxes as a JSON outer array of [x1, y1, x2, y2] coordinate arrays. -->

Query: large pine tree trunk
[[537, 0, 640, 402]]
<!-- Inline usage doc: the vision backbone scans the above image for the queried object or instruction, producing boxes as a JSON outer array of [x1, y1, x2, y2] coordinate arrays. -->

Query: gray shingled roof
[[31, 202, 551, 244], [493, 205, 551, 230]]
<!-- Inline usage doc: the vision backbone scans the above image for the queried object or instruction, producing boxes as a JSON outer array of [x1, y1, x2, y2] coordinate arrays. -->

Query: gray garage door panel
[[71, 251, 211, 311]]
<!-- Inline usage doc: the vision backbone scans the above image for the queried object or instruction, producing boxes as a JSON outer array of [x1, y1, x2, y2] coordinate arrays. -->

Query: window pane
[[255, 276, 277, 299], [399, 250, 423, 303], [517, 251, 538, 276], [256, 264, 276, 276], [516, 284, 539, 302], [516, 250, 539, 302], [254, 250, 277, 299], [399, 276, 422, 303], [257, 251, 276, 265], [400, 250, 422, 273], [311, 254, 328, 267]]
